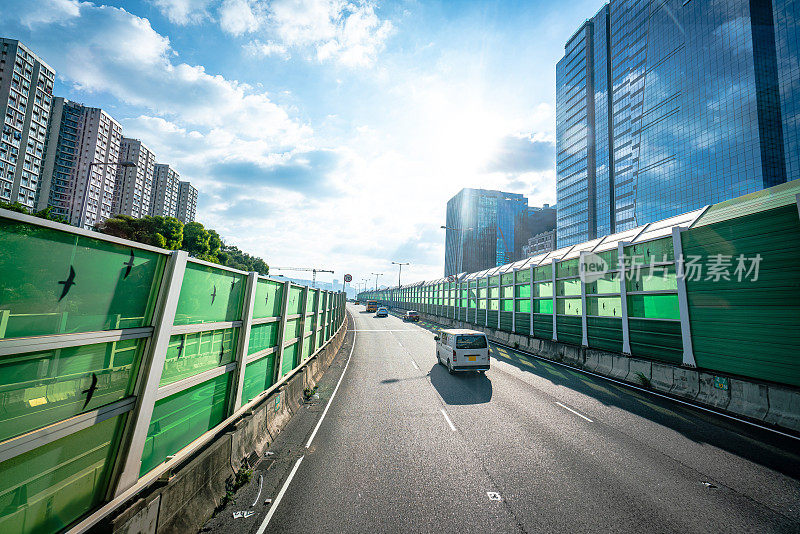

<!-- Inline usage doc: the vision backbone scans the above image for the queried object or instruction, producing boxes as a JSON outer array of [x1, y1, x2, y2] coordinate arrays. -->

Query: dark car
[[403, 311, 420, 322]]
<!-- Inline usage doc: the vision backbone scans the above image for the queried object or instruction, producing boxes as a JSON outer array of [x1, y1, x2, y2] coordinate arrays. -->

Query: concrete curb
[[626, 359, 652, 387], [764, 386, 800, 431]]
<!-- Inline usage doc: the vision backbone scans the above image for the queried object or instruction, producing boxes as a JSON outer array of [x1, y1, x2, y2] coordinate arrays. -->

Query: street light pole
[[392, 261, 409, 288], [371, 272, 383, 291]]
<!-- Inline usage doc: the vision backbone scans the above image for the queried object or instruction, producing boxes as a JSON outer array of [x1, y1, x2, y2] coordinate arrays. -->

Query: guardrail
[[360, 179, 800, 391], [0, 208, 346, 534]]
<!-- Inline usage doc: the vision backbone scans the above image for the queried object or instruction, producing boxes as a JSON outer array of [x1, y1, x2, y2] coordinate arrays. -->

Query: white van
[[434, 329, 490, 374]]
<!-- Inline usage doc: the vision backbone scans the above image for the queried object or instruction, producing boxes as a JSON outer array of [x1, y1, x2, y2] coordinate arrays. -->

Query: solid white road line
[[440, 408, 457, 432], [306, 326, 357, 448], [411, 360, 420, 370], [255, 456, 304, 534], [555, 401, 594, 422]]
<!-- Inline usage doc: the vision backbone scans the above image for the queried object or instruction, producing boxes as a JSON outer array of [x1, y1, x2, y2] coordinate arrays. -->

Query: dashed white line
[[306, 327, 357, 448], [440, 408, 457, 432], [411, 360, 420, 370], [555, 401, 594, 422], [255, 455, 304, 534]]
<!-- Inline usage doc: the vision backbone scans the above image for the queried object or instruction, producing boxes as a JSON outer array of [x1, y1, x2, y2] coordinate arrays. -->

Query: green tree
[[181, 221, 211, 257], [0, 201, 68, 224]]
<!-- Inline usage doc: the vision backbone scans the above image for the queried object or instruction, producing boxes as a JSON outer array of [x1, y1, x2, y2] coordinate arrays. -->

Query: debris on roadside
[[232, 510, 254, 519]]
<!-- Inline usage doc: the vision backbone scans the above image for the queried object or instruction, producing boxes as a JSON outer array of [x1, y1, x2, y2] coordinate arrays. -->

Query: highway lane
[[247, 304, 800, 533]]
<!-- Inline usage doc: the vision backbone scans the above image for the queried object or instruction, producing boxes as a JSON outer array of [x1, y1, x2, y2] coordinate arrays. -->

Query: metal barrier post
[[618, 241, 631, 354], [297, 285, 309, 362], [551, 258, 558, 341], [511, 268, 516, 333], [112, 250, 188, 497], [529, 264, 535, 338], [273, 281, 292, 384], [310, 288, 321, 352], [672, 226, 697, 367], [580, 252, 588, 346], [230, 272, 258, 411]]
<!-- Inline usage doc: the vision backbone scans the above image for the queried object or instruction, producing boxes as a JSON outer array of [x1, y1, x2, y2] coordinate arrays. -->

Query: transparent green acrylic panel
[[585, 272, 620, 295], [284, 318, 301, 340], [489, 276, 500, 285], [534, 266, 551, 281], [627, 294, 679, 319], [281, 343, 298, 376], [515, 284, 531, 298], [534, 282, 553, 297], [305, 289, 316, 313], [534, 299, 553, 314], [287, 287, 303, 315], [0, 338, 141, 442], [556, 298, 582, 316], [515, 299, 531, 313], [302, 336, 313, 358], [478, 278, 488, 287], [501, 286, 514, 299], [140, 373, 230, 476], [489, 300, 499, 311], [253, 279, 283, 319], [501, 273, 514, 285], [515, 269, 531, 283], [501, 300, 513, 312], [587, 296, 623, 317], [0, 219, 164, 338], [626, 265, 677, 292], [477, 298, 486, 310], [557, 279, 581, 296], [240, 354, 275, 407], [625, 237, 674, 264], [248, 322, 279, 355], [160, 328, 238, 386], [174, 262, 244, 325], [478, 288, 487, 299], [596, 248, 618, 270], [0, 414, 124, 534], [556, 258, 579, 278], [489, 287, 499, 299]]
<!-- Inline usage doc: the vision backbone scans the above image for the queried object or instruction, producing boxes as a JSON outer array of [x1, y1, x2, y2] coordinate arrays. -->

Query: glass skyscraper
[[556, 0, 798, 247], [444, 188, 527, 277]]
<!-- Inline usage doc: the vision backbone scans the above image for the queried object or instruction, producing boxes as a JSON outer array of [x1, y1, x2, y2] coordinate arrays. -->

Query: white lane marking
[[306, 326, 357, 448], [250, 474, 263, 508], [352, 329, 409, 332], [440, 408, 457, 432], [411, 360, 420, 370], [555, 401, 594, 422], [255, 456, 304, 534]]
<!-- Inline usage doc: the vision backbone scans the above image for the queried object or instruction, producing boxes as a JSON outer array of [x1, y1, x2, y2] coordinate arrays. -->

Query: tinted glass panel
[[174, 262, 244, 325], [160, 328, 238, 386], [0, 220, 164, 338], [253, 279, 282, 319]]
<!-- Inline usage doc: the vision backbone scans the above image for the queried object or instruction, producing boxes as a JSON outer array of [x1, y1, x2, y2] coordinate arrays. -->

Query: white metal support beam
[[580, 252, 588, 347], [551, 258, 558, 341], [618, 241, 631, 354], [113, 250, 187, 497], [296, 285, 309, 362], [672, 226, 697, 367], [529, 264, 535, 338], [230, 272, 258, 412], [272, 281, 292, 384]]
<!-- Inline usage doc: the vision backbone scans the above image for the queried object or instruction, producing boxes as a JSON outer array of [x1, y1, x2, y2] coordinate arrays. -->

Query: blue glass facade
[[444, 189, 527, 277], [556, 0, 795, 246]]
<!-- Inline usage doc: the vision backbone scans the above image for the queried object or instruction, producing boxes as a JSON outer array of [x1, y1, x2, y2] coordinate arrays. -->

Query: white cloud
[[219, 0, 261, 36], [244, 39, 290, 59], [150, 0, 213, 25], [217, 0, 393, 67]]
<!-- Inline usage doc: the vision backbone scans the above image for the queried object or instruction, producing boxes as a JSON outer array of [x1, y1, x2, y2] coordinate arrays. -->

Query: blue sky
[[2, 0, 605, 287]]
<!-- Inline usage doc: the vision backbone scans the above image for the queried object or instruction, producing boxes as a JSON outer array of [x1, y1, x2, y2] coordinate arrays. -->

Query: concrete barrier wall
[[407, 308, 799, 434], [108, 314, 350, 534]]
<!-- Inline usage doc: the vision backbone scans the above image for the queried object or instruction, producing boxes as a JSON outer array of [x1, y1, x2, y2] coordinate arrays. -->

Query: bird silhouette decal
[[58, 266, 76, 301], [265, 294, 269, 306], [230, 279, 236, 290], [177, 337, 185, 358], [82, 373, 98, 409], [211, 285, 217, 305], [123, 250, 135, 279], [219, 342, 226, 362]]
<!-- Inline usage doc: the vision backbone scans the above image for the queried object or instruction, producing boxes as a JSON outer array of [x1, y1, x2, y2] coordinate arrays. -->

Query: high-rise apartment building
[[444, 189, 527, 277], [151, 163, 180, 218], [176, 180, 197, 223], [38, 98, 122, 228], [113, 137, 155, 218], [0, 39, 55, 209], [555, 0, 798, 247]]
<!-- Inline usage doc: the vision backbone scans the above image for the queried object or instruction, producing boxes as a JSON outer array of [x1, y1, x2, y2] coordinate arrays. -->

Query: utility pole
[[392, 261, 409, 288], [371, 272, 383, 291]]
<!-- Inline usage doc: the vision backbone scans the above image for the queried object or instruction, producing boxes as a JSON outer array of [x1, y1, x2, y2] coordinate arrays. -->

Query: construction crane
[[270, 267, 334, 288]]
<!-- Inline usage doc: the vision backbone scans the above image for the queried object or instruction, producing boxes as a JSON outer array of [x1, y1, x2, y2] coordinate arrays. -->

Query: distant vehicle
[[366, 300, 378, 313], [376, 306, 389, 317], [434, 329, 490, 374], [403, 310, 420, 322]]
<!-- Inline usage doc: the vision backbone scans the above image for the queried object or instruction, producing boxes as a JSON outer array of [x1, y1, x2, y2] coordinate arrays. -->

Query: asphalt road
[[207, 304, 800, 534]]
